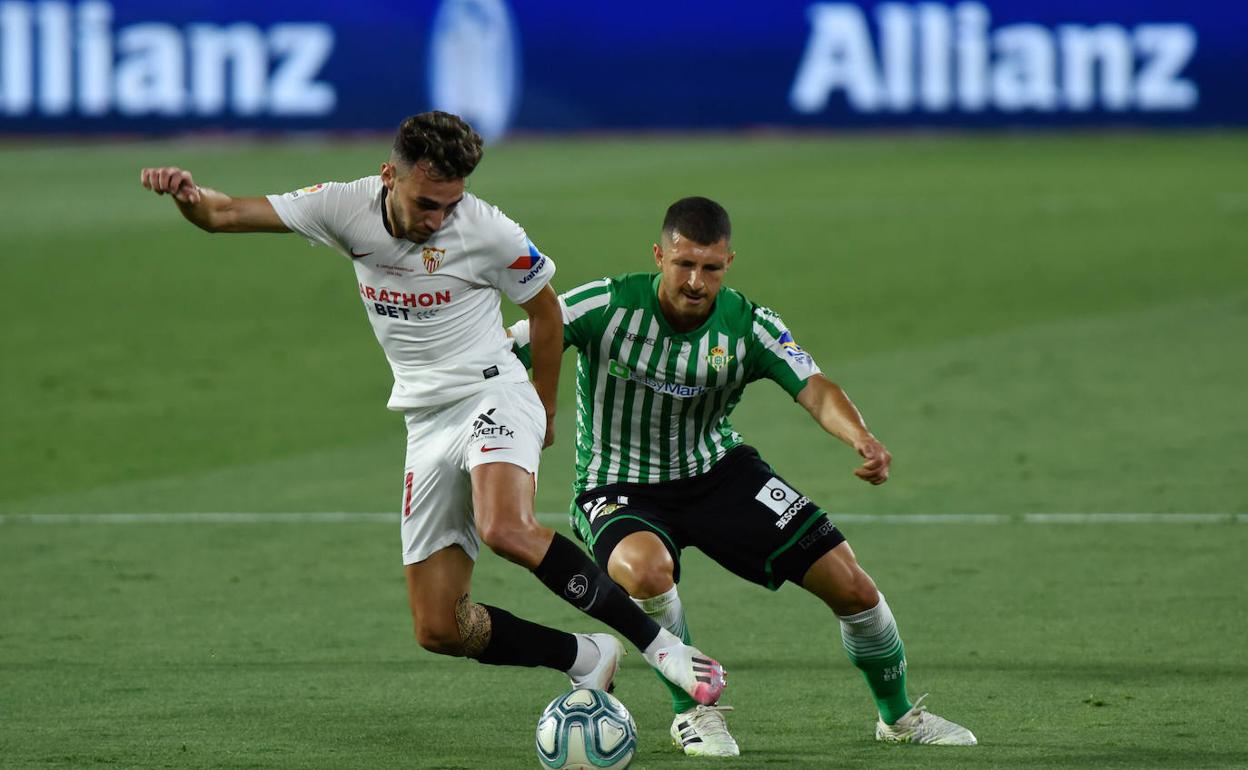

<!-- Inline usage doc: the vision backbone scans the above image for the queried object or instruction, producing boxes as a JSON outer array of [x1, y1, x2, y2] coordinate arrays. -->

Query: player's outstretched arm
[[518, 283, 562, 448], [139, 167, 289, 234], [796, 374, 892, 485]]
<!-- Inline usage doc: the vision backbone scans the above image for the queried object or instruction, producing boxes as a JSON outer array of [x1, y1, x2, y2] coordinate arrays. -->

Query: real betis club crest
[[421, 246, 445, 274], [706, 346, 734, 372]]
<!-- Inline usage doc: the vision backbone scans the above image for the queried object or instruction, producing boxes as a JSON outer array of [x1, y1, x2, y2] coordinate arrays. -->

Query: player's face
[[380, 161, 465, 244], [653, 232, 734, 330]]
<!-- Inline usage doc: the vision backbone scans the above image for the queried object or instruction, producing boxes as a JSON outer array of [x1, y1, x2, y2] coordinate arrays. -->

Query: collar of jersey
[[649, 272, 719, 340], [379, 185, 396, 237]]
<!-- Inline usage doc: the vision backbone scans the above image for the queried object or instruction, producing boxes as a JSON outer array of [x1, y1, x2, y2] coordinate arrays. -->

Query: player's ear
[[726, 251, 735, 270], [652, 243, 663, 267], [380, 162, 395, 188]]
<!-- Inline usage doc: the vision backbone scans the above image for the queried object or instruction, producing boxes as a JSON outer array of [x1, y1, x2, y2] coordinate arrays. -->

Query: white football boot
[[645, 642, 726, 706], [671, 705, 740, 757], [874, 694, 977, 746], [569, 633, 624, 693]]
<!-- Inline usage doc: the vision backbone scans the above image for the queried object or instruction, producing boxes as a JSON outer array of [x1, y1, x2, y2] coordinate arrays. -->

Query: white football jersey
[[267, 176, 556, 409]]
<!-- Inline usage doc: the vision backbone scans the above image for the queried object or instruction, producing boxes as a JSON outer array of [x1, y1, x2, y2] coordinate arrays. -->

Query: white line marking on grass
[[834, 513, 1013, 524], [0, 512, 1243, 525], [1022, 513, 1241, 524]]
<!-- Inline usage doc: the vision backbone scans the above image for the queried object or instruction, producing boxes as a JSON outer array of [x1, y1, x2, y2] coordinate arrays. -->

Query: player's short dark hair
[[662, 196, 732, 245], [392, 111, 484, 180]]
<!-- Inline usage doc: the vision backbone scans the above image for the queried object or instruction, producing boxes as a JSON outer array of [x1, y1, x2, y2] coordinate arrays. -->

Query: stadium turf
[[2, 133, 1246, 768]]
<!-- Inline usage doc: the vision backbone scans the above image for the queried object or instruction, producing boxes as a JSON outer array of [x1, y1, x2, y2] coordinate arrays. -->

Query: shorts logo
[[755, 477, 810, 529], [471, 408, 515, 440], [565, 574, 589, 599], [706, 345, 734, 372], [421, 246, 445, 273], [798, 518, 836, 550], [586, 499, 626, 524]]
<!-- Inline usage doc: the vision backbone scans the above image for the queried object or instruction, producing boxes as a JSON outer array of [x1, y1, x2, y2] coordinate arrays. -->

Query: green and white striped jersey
[[511, 272, 820, 496]]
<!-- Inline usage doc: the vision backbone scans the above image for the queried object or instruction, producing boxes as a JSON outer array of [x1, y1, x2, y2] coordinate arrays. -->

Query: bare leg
[[404, 544, 478, 656], [801, 540, 879, 614], [607, 530, 677, 600], [470, 461, 552, 568]]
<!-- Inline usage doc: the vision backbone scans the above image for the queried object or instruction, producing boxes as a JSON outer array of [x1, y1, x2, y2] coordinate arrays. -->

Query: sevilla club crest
[[421, 246, 446, 274]]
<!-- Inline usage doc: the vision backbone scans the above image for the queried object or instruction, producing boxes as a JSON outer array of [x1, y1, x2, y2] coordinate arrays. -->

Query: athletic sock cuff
[[633, 585, 680, 614], [477, 604, 578, 671], [534, 533, 661, 651], [838, 592, 904, 660], [837, 591, 894, 637], [535, 532, 593, 586]]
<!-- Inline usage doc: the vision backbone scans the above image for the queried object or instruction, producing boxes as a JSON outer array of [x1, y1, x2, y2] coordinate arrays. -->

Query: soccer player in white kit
[[138, 112, 726, 707]]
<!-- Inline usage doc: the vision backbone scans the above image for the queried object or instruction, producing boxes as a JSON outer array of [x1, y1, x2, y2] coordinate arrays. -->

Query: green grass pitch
[[2, 133, 1247, 768]]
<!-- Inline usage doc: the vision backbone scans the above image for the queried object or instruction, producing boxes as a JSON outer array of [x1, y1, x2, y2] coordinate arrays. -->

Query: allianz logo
[[428, 0, 519, 143], [791, 2, 1197, 114], [0, 1, 334, 118]]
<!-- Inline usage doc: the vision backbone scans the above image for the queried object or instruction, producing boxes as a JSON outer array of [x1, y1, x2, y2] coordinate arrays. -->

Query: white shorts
[[399, 381, 545, 565]]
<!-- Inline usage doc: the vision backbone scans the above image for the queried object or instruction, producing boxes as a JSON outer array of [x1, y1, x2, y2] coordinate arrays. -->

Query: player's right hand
[[140, 167, 202, 204]]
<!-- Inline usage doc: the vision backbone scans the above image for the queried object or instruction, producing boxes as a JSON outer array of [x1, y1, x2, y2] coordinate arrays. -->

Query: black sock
[[475, 604, 578, 671], [533, 533, 661, 651]]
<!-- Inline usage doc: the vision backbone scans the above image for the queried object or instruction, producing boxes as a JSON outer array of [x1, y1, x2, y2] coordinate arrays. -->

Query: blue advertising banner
[[0, 0, 1244, 136]]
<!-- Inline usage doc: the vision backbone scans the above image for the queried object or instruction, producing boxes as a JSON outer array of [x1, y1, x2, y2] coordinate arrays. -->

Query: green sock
[[838, 593, 913, 724], [634, 587, 698, 714]]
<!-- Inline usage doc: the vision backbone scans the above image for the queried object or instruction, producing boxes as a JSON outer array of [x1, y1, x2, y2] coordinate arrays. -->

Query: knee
[[413, 620, 464, 657], [836, 570, 880, 615], [478, 517, 546, 565], [609, 549, 675, 599], [805, 549, 881, 615]]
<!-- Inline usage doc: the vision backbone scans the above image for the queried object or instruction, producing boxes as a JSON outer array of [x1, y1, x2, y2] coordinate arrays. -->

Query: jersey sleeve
[[745, 304, 822, 398], [509, 278, 613, 368], [475, 211, 558, 305], [266, 181, 353, 253]]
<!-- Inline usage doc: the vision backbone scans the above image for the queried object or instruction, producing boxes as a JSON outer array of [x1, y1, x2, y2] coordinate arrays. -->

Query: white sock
[[642, 627, 681, 658], [566, 633, 601, 677], [632, 585, 688, 641], [836, 592, 902, 661]]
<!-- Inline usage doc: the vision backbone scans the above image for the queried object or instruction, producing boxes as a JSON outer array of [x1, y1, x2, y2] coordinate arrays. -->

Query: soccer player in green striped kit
[[511, 197, 975, 756]]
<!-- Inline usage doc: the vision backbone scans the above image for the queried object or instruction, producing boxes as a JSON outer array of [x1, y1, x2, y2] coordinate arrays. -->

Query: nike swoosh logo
[[350, 249, 373, 259], [480, 446, 507, 452]]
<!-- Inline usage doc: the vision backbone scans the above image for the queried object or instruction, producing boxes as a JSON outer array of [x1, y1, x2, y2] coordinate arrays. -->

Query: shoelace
[[898, 693, 964, 739], [898, 693, 930, 724], [687, 705, 735, 740]]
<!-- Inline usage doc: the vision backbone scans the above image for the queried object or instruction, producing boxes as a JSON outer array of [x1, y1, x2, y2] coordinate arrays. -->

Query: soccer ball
[[535, 688, 637, 770]]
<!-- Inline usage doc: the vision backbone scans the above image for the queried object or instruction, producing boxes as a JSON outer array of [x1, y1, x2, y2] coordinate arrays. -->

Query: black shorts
[[571, 445, 845, 590]]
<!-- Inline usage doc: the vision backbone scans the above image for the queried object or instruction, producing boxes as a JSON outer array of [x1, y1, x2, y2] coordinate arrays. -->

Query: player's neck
[[657, 293, 710, 333]]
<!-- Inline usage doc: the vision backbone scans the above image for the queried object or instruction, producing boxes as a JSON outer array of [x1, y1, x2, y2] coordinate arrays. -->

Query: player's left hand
[[853, 437, 891, 485]]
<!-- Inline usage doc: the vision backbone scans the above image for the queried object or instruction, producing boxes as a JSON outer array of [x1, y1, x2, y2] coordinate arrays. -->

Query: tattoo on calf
[[455, 594, 492, 658]]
